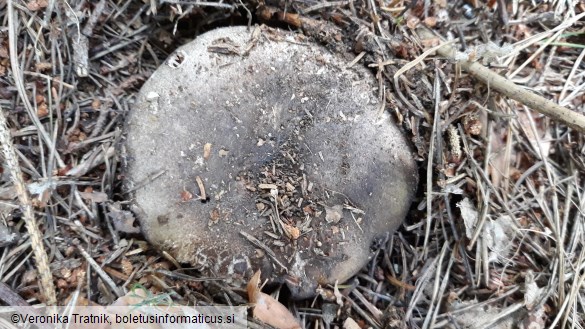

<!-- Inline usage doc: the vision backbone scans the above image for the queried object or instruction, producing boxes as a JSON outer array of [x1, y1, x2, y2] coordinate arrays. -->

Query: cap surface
[[125, 26, 418, 298]]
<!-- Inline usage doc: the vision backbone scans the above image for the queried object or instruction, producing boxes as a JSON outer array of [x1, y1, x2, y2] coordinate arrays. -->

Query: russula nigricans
[[125, 26, 418, 299]]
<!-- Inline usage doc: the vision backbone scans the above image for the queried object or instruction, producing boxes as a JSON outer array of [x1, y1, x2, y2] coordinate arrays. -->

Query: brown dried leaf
[[210, 208, 221, 221], [488, 125, 508, 189], [209, 207, 221, 226], [37, 103, 48, 117], [247, 270, 261, 303], [324, 205, 343, 223], [424, 17, 437, 27], [248, 270, 301, 329], [282, 222, 300, 240], [180, 188, 193, 202], [26, 0, 48, 11], [121, 258, 133, 276]]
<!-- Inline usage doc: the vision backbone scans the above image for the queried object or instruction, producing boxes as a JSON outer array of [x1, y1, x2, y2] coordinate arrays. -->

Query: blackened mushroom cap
[[125, 26, 418, 299]]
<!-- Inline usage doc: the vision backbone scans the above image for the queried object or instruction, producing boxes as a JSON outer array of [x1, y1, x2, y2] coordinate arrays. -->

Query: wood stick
[[416, 28, 585, 133]]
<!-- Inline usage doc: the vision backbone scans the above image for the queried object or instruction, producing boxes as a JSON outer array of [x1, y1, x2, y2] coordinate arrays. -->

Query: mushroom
[[125, 26, 418, 299]]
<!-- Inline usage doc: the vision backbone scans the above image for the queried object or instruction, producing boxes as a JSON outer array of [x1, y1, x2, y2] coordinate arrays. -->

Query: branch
[[416, 28, 585, 134]]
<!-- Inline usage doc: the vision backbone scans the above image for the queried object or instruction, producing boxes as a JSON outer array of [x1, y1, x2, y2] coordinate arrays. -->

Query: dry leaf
[[121, 258, 134, 276], [488, 125, 508, 189], [484, 215, 516, 263], [26, 0, 48, 11], [343, 318, 361, 329], [324, 205, 343, 223], [424, 17, 437, 27], [0, 222, 18, 247], [108, 203, 140, 234], [180, 188, 193, 202], [523, 270, 543, 311], [247, 270, 301, 329], [281, 222, 300, 240], [209, 207, 221, 226], [457, 198, 478, 239]]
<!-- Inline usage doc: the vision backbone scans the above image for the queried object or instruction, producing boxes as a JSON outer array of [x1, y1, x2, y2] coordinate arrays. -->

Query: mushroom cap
[[125, 26, 418, 299]]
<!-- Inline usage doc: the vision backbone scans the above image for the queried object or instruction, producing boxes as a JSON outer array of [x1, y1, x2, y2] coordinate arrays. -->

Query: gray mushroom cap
[[125, 26, 418, 299]]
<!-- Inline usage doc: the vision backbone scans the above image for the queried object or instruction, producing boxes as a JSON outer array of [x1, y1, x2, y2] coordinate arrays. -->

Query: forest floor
[[0, 0, 584, 328]]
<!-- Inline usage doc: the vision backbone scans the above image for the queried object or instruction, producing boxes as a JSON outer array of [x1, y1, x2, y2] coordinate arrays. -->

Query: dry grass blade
[[0, 105, 56, 305], [559, 47, 585, 105]]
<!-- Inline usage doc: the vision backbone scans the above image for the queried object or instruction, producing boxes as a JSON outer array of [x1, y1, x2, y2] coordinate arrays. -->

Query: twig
[[82, 0, 107, 37], [416, 28, 585, 133], [0, 105, 56, 305], [345, 296, 381, 329], [240, 231, 288, 272], [23, 71, 75, 89], [423, 69, 441, 259], [73, 240, 124, 298], [195, 176, 207, 201], [160, 0, 235, 9]]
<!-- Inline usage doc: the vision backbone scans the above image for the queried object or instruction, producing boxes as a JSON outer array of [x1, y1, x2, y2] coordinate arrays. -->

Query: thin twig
[[73, 240, 124, 298], [240, 231, 288, 272]]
